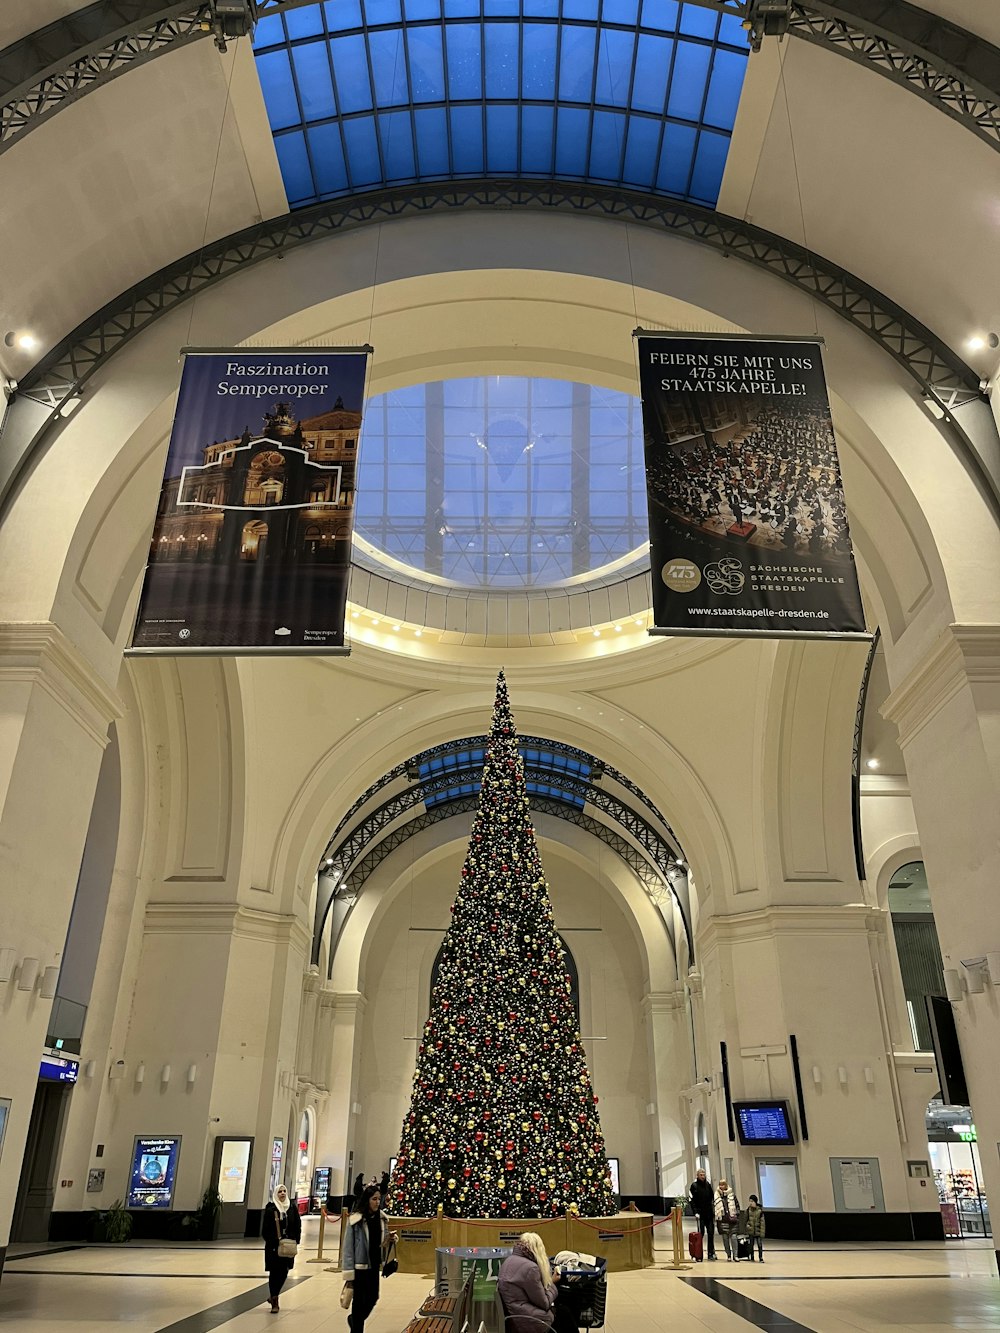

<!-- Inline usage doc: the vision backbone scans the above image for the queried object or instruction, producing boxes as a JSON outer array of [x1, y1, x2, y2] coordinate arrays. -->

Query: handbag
[[278, 1238, 298, 1258], [340, 1284, 354, 1310], [381, 1237, 398, 1278]]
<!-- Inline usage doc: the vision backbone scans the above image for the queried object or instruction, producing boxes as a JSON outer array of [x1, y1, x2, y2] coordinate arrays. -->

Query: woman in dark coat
[[498, 1232, 559, 1333], [262, 1183, 301, 1312], [342, 1183, 396, 1333]]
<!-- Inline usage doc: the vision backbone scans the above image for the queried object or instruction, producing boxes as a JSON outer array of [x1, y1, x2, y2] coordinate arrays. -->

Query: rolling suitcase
[[688, 1230, 703, 1262], [736, 1235, 752, 1261]]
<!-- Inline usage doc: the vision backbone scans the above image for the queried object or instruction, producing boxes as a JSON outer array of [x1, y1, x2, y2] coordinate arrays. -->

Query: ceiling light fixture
[[866, 758, 880, 770], [967, 333, 999, 352], [4, 331, 38, 352]]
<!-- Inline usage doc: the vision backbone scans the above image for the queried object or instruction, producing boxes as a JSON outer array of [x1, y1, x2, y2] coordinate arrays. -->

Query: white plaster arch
[[869, 835, 924, 913]]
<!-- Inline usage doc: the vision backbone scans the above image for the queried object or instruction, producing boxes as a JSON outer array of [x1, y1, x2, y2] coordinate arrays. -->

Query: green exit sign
[[957, 1126, 977, 1142]]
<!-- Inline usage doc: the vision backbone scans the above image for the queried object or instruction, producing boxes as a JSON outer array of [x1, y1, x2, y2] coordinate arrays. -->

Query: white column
[[313, 991, 367, 1199], [642, 987, 691, 1198], [884, 624, 1000, 1266], [0, 625, 120, 1262]]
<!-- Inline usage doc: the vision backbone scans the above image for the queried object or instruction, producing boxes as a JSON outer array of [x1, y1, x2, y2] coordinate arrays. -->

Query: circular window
[[354, 377, 649, 590]]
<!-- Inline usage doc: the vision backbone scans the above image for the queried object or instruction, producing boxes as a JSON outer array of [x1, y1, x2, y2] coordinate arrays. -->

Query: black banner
[[130, 347, 370, 654], [636, 334, 867, 639]]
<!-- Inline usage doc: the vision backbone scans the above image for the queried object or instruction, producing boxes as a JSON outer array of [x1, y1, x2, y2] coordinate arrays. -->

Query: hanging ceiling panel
[[253, 0, 750, 207]]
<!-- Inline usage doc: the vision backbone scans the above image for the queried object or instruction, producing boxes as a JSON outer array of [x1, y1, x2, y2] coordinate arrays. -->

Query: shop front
[[926, 1102, 991, 1239]]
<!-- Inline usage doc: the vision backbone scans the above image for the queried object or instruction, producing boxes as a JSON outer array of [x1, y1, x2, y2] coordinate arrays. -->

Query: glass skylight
[[253, 0, 750, 208], [354, 376, 649, 589]]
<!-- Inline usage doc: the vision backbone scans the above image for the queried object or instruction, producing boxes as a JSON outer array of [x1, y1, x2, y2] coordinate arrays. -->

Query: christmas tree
[[389, 670, 616, 1219]]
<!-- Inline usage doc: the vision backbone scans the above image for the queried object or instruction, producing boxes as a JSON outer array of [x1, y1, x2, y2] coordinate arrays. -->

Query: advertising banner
[[636, 334, 867, 639], [126, 1135, 181, 1209], [130, 347, 371, 655]]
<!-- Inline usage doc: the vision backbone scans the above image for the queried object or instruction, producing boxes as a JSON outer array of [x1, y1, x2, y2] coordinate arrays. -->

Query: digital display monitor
[[39, 1055, 79, 1083], [126, 1136, 181, 1208], [607, 1157, 620, 1195], [733, 1101, 796, 1146]]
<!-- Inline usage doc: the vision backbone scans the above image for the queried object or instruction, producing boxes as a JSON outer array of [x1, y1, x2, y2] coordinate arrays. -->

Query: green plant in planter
[[99, 1199, 133, 1244], [195, 1187, 223, 1241]]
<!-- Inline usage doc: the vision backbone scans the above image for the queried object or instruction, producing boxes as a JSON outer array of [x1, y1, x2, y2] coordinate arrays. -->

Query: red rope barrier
[[392, 1212, 674, 1234]]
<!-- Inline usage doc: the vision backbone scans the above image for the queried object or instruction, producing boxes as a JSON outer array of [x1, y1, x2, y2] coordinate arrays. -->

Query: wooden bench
[[405, 1271, 474, 1332]]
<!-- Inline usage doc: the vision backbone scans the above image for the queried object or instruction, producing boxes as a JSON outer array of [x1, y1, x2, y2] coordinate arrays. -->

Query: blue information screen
[[734, 1102, 795, 1146], [127, 1136, 181, 1209], [39, 1055, 79, 1083]]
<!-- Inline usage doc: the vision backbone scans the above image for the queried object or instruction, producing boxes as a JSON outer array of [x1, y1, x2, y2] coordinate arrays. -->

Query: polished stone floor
[[1, 1218, 998, 1332]]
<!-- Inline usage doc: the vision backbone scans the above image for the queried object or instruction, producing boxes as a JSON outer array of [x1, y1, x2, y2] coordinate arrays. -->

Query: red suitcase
[[688, 1230, 703, 1262]]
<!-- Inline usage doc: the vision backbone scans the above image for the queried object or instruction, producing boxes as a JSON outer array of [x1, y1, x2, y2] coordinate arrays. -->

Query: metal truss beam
[[4, 178, 996, 517], [313, 754, 690, 964], [3, 0, 999, 162], [320, 792, 687, 980], [851, 626, 880, 882]]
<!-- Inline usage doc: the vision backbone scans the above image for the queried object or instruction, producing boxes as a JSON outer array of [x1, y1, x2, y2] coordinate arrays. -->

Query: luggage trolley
[[550, 1256, 608, 1332]]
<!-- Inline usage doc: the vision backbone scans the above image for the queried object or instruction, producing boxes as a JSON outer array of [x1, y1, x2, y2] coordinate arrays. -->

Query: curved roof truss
[[4, 178, 996, 518], [3, 0, 998, 158]]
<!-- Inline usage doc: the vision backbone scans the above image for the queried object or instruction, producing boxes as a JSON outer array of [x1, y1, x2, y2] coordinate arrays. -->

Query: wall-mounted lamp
[[17, 957, 39, 992], [40, 966, 59, 999], [837, 1066, 848, 1086], [135, 1062, 145, 1086], [0, 948, 15, 983], [811, 1066, 822, 1086], [186, 1064, 198, 1085], [84, 1060, 96, 1079], [943, 968, 965, 1002], [864, 1066, 875, 1086], [161, 1065, 172, 1085], [987, 953, 1000, 986]]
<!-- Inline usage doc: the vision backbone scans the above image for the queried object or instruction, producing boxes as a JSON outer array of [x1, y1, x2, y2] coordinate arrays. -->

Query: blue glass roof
[[355, 376, 649, 588], [253, 0, 750, 208], [420, 744, 589, 807]]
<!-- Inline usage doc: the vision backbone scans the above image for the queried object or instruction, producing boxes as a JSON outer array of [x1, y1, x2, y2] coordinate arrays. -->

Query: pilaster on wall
[[313, 991, 368, 1199], [641, 987, 690, 1195], [883, 622, 1000, 1263], [0, 623, 121, 1250]]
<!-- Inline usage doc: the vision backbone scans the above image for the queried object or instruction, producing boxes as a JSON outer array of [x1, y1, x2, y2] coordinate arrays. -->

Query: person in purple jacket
[[498, 1232, 560, 1333]]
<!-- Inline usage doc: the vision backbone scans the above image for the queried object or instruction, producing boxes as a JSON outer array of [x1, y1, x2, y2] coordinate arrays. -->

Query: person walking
[[262, 1183, 301, 1312], [689, 1168, 716, 1260], [746, 1193, 766, 1262], [714, 1180, 741, 1261], [342, 1183, 396, 1333], [498, 1232, 560, 1333]]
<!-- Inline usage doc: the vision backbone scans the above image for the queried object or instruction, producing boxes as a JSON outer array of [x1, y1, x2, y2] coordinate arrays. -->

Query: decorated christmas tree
[[389, 670, 616, 1219]]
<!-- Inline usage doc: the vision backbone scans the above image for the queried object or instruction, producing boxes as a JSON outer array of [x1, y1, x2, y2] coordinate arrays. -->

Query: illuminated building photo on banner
[[637, 335, 867, 639], [130, 348, 370, 654], [126, 1136, 181, 1209]]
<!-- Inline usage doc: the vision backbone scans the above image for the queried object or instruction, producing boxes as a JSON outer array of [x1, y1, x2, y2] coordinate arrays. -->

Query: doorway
[[11, 1082, 71, 1241]]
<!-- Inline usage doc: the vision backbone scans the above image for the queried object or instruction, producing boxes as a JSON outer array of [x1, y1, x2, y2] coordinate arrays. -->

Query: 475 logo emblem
[[661, 558, 702, 593]]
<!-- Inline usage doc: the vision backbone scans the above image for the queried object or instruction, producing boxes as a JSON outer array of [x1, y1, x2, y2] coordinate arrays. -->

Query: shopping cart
[[551, 1255, 607, 1331]]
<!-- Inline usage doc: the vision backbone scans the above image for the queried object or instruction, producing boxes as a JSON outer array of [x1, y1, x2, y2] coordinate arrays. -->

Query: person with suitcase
[[689, 1168, 716, 1260], [713, 1181, 741, 1261], [746, 1194, 766, 1262]]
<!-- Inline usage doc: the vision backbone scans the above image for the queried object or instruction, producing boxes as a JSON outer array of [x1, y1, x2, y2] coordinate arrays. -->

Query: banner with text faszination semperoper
[[129, 348, 371, 655], [636, 333, 868, 640]]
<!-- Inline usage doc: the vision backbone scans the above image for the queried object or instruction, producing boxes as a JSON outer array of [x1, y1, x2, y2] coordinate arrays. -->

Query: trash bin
[[435, 1245, 511, 1333]]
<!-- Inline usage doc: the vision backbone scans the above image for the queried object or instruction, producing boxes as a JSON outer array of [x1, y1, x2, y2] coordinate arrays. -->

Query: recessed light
[[593, 630, 601, 637], [4, 331, 38, 351], [967, 335, 986, 351], [371, 618, 380, 626], [614, 625, 622, 632], [414, 629, 423, 637], [392, 624, 401, 631], [866, 758, 880, 770]]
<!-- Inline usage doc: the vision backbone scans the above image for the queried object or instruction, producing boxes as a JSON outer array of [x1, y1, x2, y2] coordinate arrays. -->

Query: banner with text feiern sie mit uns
[[129, 347, 371, 655], [636, 333, 868, 640]]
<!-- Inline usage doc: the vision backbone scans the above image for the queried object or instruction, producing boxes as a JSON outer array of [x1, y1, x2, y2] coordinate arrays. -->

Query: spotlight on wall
[[161, 1064, 171, 1085], [84, 1060, 97, 1079], [986, 952, 1000, 986], [864, 1066, 875, 1086], [186, 1064, 198, 1085], [837, 1066, 848, 1086], [40, 965, 59, 999], [17, 957, 39, 992], [961, 958, 987, 994], [135, 1062, 146, 1086], [943, 968, 965, 1002], [3, 330, 38, 352], [0, 948, 15, 983], [811, 1066, 822, 1086]]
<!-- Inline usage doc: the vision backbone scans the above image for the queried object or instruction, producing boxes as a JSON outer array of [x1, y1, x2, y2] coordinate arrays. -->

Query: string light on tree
[[390, 670, 616, 1219]]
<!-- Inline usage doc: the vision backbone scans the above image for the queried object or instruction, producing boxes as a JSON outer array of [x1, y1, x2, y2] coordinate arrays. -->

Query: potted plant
[[195, 1187, 223, 1241], [96, 1198, 133, 1244]]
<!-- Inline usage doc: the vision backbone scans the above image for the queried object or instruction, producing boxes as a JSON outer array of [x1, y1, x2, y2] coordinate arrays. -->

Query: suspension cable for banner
[[632, 329, 871, 643]]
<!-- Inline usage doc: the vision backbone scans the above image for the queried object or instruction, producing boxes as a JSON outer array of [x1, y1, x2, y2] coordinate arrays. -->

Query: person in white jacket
[[713, 1180, 741, 1261], [341, 1184, 396, 1332]]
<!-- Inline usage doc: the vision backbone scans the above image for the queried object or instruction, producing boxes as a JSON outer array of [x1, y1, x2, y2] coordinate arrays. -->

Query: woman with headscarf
[[498, 1232, 559, 1333], [342, 1182, 396, 1333], [262, 1182, 301, 1312]]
